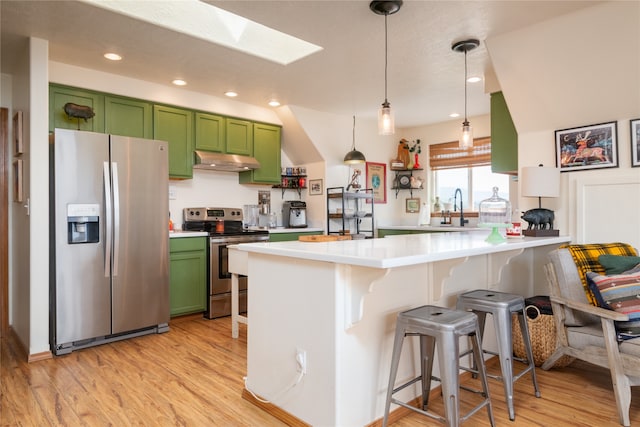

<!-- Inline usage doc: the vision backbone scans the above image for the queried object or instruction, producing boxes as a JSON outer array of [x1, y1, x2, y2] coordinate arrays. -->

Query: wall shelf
[[273, 174, 307, 197], [391, 169, 424, 198]]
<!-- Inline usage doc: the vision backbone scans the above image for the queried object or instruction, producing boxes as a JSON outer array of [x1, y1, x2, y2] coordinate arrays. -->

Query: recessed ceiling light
[[104, 52, 122, 61], [172, 79, 187, 86], [83, 0, 323, 65], [225, 91, 238, 97], [449, 113, 460, 118], [467, 76, 482, 83], [268, 100, 281, 107]]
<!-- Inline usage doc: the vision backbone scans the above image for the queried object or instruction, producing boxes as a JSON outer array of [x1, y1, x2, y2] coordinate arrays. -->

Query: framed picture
[[365, 162, 387, 204], [406, 198, 420, 213], [13, 159, 23, 203], [308, 179, 323, 196], [555, 121, 618, 172], [631, 118, 640, 167], [13, 110, 23, 156]]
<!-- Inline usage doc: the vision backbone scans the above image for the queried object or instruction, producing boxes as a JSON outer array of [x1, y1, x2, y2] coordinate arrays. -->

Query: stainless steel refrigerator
[[50, 129, 169, 355]]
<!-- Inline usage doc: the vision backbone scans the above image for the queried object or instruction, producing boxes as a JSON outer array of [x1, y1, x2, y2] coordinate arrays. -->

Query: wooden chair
[[542, 248, 640, 427]]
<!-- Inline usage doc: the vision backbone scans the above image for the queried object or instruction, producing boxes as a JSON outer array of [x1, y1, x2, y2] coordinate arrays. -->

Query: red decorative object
[[414, 153, 420, 169]]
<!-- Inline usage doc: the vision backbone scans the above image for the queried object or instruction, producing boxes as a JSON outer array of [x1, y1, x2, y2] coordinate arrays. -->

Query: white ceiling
[[1, 0, 599, 128]]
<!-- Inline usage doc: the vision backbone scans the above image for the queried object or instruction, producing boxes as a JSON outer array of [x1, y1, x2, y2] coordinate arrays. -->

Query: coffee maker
[[282, 201, 307, 228]]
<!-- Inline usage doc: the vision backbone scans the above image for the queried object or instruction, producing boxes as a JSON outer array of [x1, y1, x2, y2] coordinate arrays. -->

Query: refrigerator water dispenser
[[67, 204, 100, 244]]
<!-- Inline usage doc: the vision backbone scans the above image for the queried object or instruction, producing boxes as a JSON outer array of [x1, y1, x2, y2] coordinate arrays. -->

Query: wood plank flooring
[[2, 314, 639, 426]]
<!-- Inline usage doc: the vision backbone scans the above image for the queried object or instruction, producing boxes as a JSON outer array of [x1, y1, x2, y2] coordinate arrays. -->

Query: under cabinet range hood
[[193, 151, 261, 172]]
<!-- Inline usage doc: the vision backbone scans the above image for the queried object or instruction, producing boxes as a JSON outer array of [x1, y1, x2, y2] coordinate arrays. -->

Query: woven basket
[[512, 306, 574, 368]]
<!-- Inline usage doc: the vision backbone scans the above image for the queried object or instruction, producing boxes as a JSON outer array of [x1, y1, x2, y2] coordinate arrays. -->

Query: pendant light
[[370, 1, 402, 135], [452, 39, 479, 149], [344, 116, 366, 164]]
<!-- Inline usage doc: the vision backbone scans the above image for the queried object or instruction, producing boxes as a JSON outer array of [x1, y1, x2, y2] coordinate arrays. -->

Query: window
[[430, 137, 509, 211]]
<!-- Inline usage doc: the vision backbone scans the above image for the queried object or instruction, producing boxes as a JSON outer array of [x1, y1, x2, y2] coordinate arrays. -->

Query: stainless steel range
[[182, 207, 269, 319]]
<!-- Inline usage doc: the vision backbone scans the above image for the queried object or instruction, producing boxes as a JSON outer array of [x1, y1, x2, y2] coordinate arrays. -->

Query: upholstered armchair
[[542, 247, 640, 427]]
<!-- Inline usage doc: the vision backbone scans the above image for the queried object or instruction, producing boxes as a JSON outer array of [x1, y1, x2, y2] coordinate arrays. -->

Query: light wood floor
[[2, 314, 640, 426]]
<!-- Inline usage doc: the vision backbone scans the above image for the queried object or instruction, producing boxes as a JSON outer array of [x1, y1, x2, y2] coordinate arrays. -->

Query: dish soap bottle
[[168, 212, 174, 232], [432, 196, 441, 213]]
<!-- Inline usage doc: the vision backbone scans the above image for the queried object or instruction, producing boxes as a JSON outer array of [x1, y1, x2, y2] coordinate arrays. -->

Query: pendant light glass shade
[[459, 120, 473, 149], [452, 39, 479, 149], [344, 116, 366, 164], [370, 1, 402, 135], [378, 101, 395, 135]]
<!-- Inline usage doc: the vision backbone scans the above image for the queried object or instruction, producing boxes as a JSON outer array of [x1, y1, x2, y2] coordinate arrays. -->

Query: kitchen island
[[228, 232, 570, 426]]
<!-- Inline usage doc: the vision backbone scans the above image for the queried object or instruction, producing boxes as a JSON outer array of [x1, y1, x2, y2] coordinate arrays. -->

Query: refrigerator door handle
[[103, 162, 112, 277], [112, 162, 120, 276]]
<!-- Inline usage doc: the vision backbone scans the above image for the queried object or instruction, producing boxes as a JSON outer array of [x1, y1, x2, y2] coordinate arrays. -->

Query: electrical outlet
[[296, 348, 307, 374], [168, 186, 177, 200]]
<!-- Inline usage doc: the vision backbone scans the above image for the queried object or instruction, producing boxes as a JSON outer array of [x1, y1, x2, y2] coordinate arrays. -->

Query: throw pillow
[[599, 254, 640, 275], [586, 271, 640, 340]]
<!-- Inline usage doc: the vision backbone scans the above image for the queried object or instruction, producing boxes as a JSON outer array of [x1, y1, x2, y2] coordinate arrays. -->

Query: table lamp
[[520, 164, 560, 237]]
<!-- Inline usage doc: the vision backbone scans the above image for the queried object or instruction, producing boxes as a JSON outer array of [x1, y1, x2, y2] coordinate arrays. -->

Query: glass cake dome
[[479, 187, 511, 243]]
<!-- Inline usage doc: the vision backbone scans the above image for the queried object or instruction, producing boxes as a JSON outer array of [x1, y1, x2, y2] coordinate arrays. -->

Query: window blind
[[429, 137, 491, 170]]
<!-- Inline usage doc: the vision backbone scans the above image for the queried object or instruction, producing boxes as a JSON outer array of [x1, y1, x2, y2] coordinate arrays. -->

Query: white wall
[[487, 1, 640, 249], [10, 39, 32, 351]]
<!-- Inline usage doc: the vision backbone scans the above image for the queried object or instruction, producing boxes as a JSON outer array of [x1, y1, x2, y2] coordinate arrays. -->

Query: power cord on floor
[[243, 370, 305, 404]]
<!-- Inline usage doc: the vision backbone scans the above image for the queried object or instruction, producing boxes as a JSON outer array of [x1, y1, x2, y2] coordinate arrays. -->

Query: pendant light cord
[[464, 47, 468, 123], [384, 12, 388, 103], [352, 115, 356, 150]]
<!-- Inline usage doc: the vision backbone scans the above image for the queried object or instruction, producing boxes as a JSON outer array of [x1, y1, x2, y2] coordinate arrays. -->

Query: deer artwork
[[569, 130, 608, 163]]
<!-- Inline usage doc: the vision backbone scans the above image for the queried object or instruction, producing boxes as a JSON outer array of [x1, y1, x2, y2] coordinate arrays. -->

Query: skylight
[[82, 0, 323, 65]]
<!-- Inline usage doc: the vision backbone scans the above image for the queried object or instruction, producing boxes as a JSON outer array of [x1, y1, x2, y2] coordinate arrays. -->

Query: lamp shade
[[344, 149, 366, 164], [521, 165, 560, 198]]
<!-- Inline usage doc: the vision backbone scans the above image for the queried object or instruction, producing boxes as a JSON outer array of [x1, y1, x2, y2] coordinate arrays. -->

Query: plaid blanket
[[561, 243, 638, 305]]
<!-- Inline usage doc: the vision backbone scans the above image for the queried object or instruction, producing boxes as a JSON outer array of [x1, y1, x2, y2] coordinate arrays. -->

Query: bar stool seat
[[456, 289, 541, 421], [383, 305, 495, 427]]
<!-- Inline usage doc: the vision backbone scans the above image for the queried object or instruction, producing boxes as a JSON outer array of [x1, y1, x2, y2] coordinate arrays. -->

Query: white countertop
[[231, 231, 571, 269], [169, 231, 208, 238]]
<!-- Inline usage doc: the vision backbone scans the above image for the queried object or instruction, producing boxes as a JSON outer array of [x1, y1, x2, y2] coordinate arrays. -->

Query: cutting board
[[298, 235, 351, 242]]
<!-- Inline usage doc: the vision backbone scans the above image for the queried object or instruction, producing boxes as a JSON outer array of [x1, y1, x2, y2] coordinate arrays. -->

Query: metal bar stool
[[383, 305, 495, 427], [456, 289, 541, 421]]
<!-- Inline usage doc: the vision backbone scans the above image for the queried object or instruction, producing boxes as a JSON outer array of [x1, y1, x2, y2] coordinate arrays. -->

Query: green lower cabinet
[[49, 84, 104, 133], [239, 123, 281, 185], [169, 237, 207, 317], [154, 105, 194, 179], [269, 231, 322, 242], [105, 95, 153, 138], [377, 229, 433, 238]]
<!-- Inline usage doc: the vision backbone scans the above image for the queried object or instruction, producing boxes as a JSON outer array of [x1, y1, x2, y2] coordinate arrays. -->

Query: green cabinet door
[[169, 237, 207, 317], [105, 95, 153, 138], [269, 231, 322, 242], [239, 123, 281, 185], [226, 118, 253, 156], [195, 112, 225, 152], [49, 84, 104, 133], [491, 91, 518, 174], [154, 105, 194, 179]]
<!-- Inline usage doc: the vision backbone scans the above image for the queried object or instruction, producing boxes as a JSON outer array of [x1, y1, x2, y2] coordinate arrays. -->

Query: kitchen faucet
[[454, 188, 469, 227]]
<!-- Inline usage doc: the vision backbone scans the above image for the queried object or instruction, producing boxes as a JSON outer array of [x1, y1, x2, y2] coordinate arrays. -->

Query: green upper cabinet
[[240, 123, 281, 185], [195, 112, 225, 152], [153, 104, 194, 179], [104, 95, 153, 138], [226, 118, 253, 156], [490, 91, 518, 174], [49, 84, 104, 133]]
